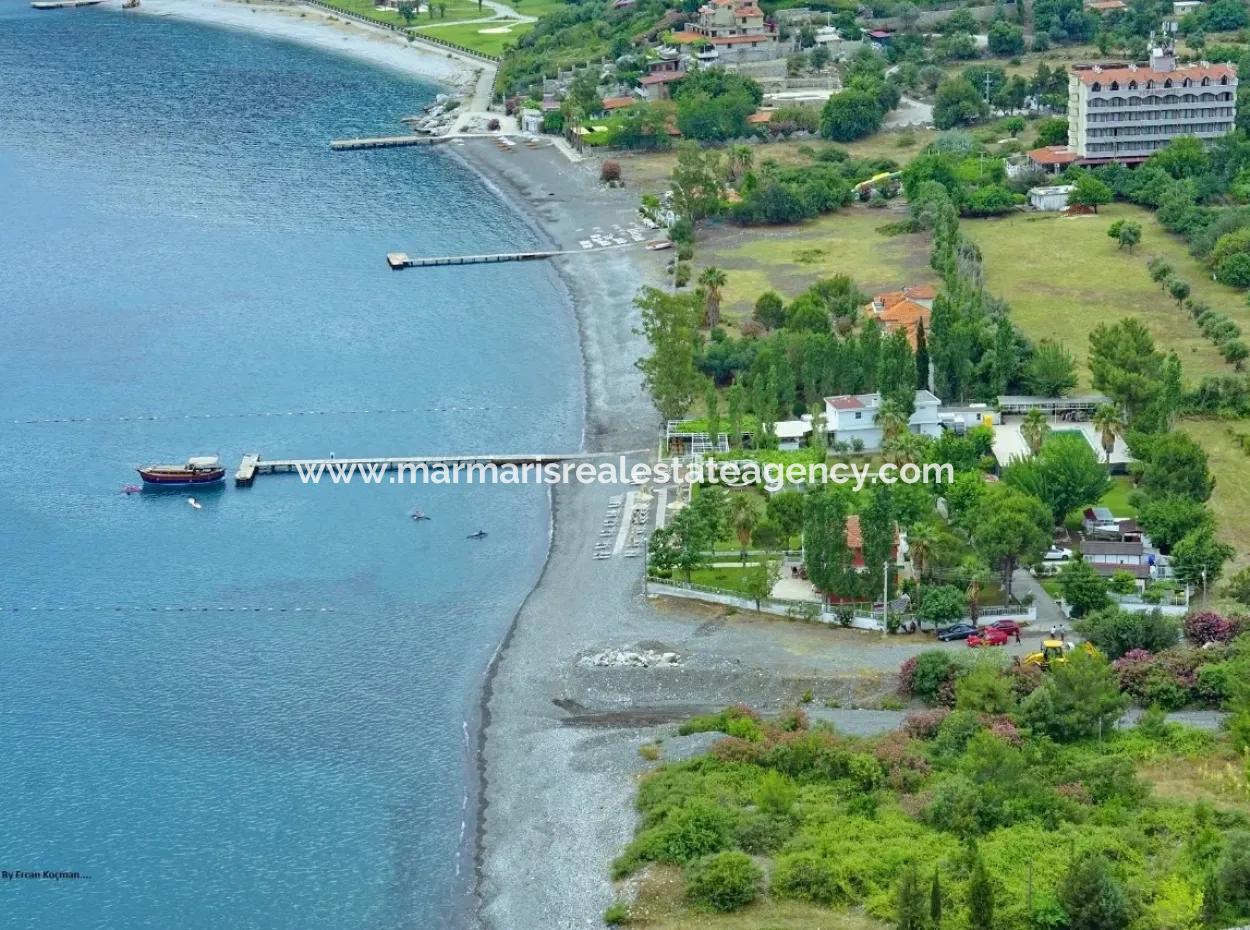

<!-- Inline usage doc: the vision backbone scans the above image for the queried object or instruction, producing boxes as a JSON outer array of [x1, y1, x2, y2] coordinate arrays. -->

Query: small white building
[[823, 390, 942, 451], [774, 416, 813, 451], [520, 108, 544, 133], [1028, 184, 1074, 211], [1173, 0, 1203, 15]]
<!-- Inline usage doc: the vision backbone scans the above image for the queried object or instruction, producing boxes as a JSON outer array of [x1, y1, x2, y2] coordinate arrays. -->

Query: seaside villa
[[823, 390, 943, 451]]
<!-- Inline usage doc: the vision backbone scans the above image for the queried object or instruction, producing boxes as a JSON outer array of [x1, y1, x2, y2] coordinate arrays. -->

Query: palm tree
[[728, 493, 764, 563], [907, 521, 940, 602], [1020, 408, 1050, 456], [959, 556, 992, 627], [1091, 404, 1123, 465], [698, 266, 728, 329], [876, 397, 910, 449]]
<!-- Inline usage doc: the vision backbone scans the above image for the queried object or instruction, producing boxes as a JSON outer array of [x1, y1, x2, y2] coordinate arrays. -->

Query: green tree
[[635, 287, 702, 421], [896, 862, 928, 930], [988, 18, 1025, 55], [915, 320, 931, 390], [705, 383, 722, 452], [397, 1, 417, 24], [972, 485, 1052, 596], [859, 483, 897, 582], [1003, 115, 1026, 137], [743, 558, 781, 611], [753, 291, 786, 330], [1021, 648, 1129, 741], [727, 383, 744, 450], [1089, 319, 1164, 421], [1060, 852, 1130, 930], [1137, 495, 1211, 552], [933, 77, 987, 129], [918, 584, 966, 630], [1034, 117, 1069, 146], [930, 869, 942, 930], [1070, 174, 1113, 213], [820, 88, 885, 142], [1057, 556, 1110, 618], [1003, 433, 1111, 527], [1025, 339, 1078, 396], [685, 851, 762, 912], [1168, 277, 1192, 308], [671, 142, 725, 224], [767, 491, 805, 548], [967, 848, 995, 930], [1171, 525, 1235, 590], [1116, 221, 1141, 252], [803, 491, 854, 596], [1135, 432, 1215, 502]]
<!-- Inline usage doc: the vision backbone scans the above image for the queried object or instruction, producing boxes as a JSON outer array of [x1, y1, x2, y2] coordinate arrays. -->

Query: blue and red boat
[[137, 455, 225, 486]]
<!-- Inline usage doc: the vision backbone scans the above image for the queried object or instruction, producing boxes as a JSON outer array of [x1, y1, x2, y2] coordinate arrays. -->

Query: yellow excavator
[[1019, 640, 1099, 670]]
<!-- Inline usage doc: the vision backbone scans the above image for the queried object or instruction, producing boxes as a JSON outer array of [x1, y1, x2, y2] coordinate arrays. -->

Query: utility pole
[[882, 560, 890, 639]]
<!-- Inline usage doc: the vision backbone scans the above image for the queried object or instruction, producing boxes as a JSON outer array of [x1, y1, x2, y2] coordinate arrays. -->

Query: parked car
[[1044, 546, 1073, 561], [986, 619, 1024, 638], [937, 622, 977, 642], [968, 628, 1009, 648]]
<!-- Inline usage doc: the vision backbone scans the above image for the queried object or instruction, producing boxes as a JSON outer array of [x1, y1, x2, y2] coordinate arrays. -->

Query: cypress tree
[[930, 868, 942, 930], [896, 862, 927, 930], [915, 320, 930, 391], [968, 848, 994, 930]]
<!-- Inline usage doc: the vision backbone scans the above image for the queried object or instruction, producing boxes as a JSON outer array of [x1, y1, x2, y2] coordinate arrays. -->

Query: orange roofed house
[[866, 284, 935, 348], [670, 0, 780, 65]]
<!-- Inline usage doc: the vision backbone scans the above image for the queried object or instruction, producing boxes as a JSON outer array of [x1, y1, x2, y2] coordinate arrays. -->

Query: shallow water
[[0, 7, 581, 928]]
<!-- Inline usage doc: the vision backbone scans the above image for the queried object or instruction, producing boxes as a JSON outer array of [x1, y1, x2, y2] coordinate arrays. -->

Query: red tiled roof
[[747, 109, 772, 124], [1073, 61, 1236, 86], [1086, 0, 1126, 10], [846, 514, 863, 549], [601, 96, 637, 110], [825, 395, 864, 411], [877, 299, 931, 349], [640, 70, 686, 85], [707, 33, 775, 44], [1028, 145, 1078, 165]]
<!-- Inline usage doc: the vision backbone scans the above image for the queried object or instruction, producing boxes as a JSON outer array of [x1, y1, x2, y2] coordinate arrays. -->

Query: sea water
[[0, 7, 581, 928]]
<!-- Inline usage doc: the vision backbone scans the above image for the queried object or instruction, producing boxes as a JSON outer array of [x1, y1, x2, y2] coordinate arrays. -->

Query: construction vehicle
[[1018, 640, 1098, 670]]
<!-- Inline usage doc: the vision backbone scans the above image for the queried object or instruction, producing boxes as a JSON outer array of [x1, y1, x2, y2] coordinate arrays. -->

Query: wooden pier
[[330, 135, 446, 152], [386, 250, 560, 271], [234, 451, 632, 486]]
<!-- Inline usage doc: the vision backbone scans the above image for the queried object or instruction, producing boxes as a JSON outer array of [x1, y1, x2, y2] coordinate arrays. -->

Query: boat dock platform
[[386, 250, 561, 270], [32, 0, 104, 7], [330, 135, 446, 151], [234, 452, 614, 487]]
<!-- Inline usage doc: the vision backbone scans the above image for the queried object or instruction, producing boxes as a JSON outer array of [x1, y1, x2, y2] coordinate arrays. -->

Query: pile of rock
[[580, 648, 681, 669]]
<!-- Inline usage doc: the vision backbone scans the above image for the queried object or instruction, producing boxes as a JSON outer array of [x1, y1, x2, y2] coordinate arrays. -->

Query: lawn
[[688, 561, 776, 593], [696, 205, 935, 320], [966, 203, 1250, 388], [623, 865, 888, 930], [415, 20, 532, 55], [1179, 417, 1250, 569]]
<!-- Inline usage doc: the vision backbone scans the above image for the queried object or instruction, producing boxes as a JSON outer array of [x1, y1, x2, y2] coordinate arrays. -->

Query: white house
[[823, 390, 942, 451], [1028, 184, 1074, 211], [774, 416, 813, 451]]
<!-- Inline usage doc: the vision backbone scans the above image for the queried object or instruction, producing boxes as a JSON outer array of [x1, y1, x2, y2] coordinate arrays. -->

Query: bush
[[903, 651, 959, 706], [1075, 607, 1180, 659], [1184, 611, 1240, 645], [600, 159, 621, 183], [603, 901, 629, 924], [685, 851, 762, 911], [1218, 831, 1250, 914]]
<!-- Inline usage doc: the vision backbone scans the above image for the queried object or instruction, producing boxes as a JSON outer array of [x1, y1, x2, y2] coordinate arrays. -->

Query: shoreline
[[121, 0, 483, 95]]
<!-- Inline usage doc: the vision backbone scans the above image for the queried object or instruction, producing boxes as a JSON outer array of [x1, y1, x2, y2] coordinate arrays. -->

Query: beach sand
[[126, 0, 481, 93]]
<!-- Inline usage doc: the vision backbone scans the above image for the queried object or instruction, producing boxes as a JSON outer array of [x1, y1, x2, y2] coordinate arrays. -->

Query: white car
[[1044, 546, 1073, 561]]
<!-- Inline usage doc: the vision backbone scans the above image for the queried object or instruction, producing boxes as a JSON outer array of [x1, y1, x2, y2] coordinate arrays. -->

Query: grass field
[[966, 203, 1250, 388], [622, 865, 887, 930], [415, 20, 530, 54], [1180, 418, 1250, 569], [695, 206, 934, 320]]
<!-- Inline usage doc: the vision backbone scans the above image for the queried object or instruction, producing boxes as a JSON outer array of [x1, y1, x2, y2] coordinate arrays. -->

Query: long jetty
[[234, 451, 635, 487], [386, 250, 561, 270], [330, 135, 447, 151]]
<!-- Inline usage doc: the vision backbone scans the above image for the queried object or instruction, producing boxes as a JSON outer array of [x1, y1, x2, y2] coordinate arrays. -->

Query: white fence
[[646, 580, 1038, 630]]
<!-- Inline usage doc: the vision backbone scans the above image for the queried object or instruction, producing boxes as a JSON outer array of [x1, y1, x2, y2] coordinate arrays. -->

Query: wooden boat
[[31, 0, 105, 9], [137, 455, 226, 486]]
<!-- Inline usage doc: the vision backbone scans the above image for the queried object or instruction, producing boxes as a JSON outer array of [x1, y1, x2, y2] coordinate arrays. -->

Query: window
[[1201, 76, 1211, 86], [1128, 80, 1138, 90], [1091, 81, 1102, 91], [854, 412, 862, 420], [1164, 78, 1173, 88], [1110, 80, 1120, 90]]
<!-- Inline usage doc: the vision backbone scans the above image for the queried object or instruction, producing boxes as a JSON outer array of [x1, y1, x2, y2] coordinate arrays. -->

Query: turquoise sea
[[0, 6, 581, 928]]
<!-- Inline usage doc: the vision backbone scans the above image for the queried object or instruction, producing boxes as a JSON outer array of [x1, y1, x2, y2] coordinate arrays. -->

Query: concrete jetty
[[386, 250, 561, 270], [234, 451, 640, 486], [330, 135, 447, 151]]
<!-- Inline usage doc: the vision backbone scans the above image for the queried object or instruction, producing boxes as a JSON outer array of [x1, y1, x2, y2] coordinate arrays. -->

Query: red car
[[986, 619, 1024, 638], [967, 628, 1009, 648]]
